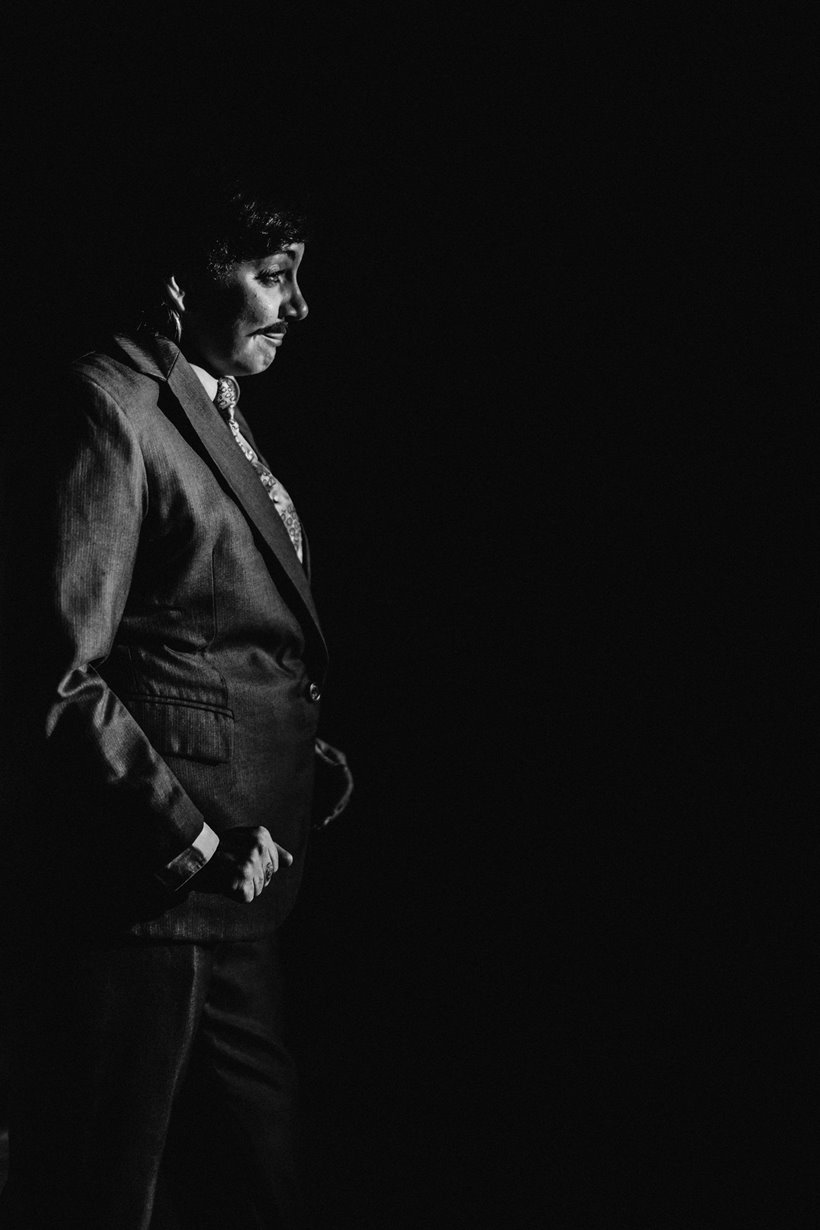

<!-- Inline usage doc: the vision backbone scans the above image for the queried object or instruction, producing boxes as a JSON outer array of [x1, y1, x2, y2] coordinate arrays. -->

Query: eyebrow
[[254, 246, 300, 270]]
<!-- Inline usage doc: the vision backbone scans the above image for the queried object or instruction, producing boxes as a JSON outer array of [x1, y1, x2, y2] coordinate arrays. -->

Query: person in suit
[[0, 173, 351, 1229]]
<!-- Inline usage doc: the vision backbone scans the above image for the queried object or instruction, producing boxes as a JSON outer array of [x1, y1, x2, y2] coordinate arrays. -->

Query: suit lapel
[[112, 333, 327, 662]]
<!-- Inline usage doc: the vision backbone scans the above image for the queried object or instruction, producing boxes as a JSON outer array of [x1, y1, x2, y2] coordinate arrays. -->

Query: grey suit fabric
[[0, 934, 301, 1229], [7, 331, 330, 942]]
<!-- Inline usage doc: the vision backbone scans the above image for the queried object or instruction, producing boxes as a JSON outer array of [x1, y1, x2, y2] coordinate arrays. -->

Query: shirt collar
[[188, 362, 219, 402]]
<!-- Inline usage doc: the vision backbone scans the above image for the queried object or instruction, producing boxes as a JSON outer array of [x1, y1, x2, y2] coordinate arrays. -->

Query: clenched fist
[[194, 826, 293, 903]]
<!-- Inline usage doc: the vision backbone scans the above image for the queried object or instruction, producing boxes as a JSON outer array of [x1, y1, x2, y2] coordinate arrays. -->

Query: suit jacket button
[[308, 683, 322, 702]]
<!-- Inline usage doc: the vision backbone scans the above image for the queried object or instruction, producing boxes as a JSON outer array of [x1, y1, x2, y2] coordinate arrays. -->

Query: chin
[[251, 345, 278, 372], [235, 352, 276, 377]]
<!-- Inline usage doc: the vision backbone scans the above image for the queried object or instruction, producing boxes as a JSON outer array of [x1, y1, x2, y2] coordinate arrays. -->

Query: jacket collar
[[110, 330, 175, 380], [111, 332, 328, 671]]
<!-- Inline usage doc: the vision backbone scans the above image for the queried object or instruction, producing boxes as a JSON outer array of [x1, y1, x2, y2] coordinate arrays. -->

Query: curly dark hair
[[177, 175, 309, 277], [132, 166, 310, 337]]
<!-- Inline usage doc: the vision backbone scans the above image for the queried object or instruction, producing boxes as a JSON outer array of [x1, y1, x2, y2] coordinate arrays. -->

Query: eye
[[259, 270, 284, 286]]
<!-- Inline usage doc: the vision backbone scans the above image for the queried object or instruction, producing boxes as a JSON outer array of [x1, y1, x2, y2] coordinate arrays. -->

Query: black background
[[2, 7, 817, 1225]]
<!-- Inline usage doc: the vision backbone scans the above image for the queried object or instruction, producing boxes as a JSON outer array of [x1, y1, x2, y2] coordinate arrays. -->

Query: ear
[[165, 275, 186, 313]]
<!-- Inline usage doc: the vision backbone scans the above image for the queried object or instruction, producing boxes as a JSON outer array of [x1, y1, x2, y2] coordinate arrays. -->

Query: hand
[[194, 826, 293, 904]]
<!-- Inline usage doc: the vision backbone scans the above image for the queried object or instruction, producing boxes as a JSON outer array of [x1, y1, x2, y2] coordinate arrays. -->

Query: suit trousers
[[0, 933, 301, 1230]]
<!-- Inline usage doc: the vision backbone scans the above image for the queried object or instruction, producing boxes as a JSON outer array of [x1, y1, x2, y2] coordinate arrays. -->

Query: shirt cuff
[[153, 822, 220, 892]]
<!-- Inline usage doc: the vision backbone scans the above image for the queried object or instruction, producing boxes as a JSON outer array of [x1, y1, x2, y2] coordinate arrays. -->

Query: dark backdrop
[[2, 8, 816, 1226]]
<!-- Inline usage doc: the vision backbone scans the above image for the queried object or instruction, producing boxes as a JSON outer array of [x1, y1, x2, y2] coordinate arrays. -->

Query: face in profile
[[178, 243, 308, 378]]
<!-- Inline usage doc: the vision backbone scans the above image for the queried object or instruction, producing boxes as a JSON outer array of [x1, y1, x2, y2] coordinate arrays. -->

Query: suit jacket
[[4, 331, 331, 942]]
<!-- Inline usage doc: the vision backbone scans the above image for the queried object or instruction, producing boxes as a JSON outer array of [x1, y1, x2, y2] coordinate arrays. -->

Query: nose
[[285, 278, 308, 322]]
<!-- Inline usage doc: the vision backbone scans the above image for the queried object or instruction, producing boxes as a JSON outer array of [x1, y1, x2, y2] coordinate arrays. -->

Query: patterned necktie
[[214, 376, 304, 563]]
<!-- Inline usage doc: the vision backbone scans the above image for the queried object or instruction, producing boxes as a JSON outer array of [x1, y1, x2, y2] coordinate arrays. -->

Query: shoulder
[[68, 344, 162, 421], [58, 335, 184, 452]]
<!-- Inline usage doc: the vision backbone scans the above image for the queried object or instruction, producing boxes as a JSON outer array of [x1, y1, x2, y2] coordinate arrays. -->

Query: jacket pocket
[[125, 697, 234, 765]]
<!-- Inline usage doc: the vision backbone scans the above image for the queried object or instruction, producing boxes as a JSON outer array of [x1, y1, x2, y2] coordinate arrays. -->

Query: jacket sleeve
[[34, 374, 207, 872]]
